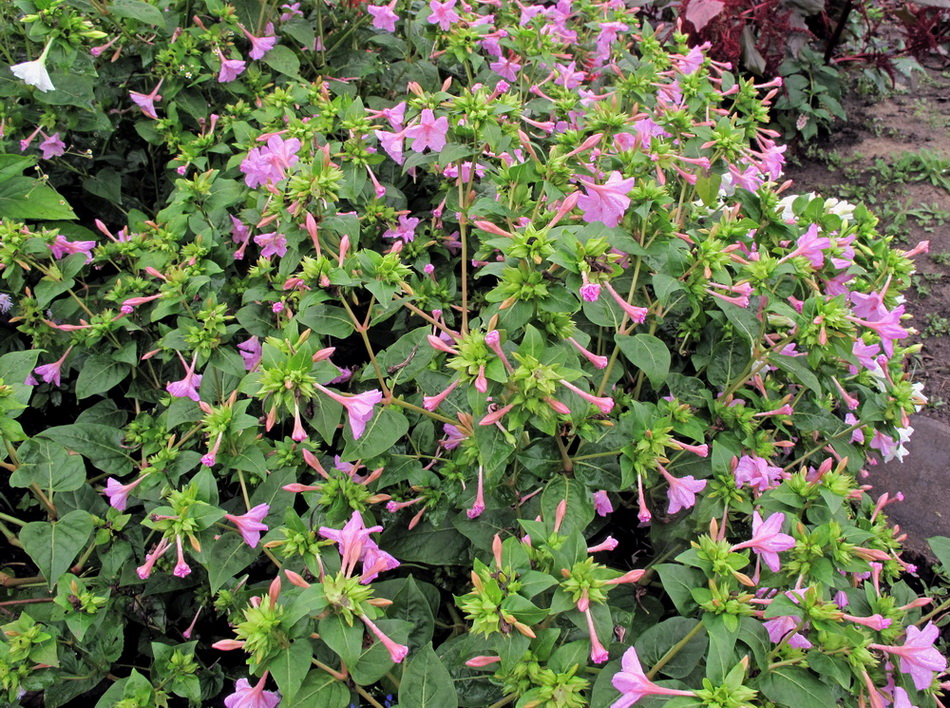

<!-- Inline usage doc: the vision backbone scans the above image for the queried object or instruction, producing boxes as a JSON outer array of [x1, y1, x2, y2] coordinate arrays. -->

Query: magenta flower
[[166, 352, 203, 402], [368, 0, 400, 32], [136, 537, 171, 580], [254, 231, 288, 259], [173, 535, 191, 578], [225, 504, 270, 548], [382, 215, 420, 243], [319, 510, 384, 576], [577, 171, 635, 228], [103, 476, 145, 511], [733, 454, 784, 493], [375, 129, 405, 164], [427, 0, 459, 30], [315, 384, 383, 439], [240, 23, 277, 60], [33, 347, 72, 387], [50, 234, 96, 262], [404, 109, 449, 153], [611, 646, 695, 707], [785, 224, 830, 269], [217, 50, 246, 83], [129, 78, 163, 119], [869, 622, 947, 691], [39, 133, 65, 159], [238, 336, 262, 371], [730, 511, 796, 573], [849, 306, 908, 357], [490, 55, 521, 82], [360, 613, 409, 663], [224, 673, 280, 708], [593, 490, 613, 516], [763, 612, 812, 649], [658, 465, 706, 515]]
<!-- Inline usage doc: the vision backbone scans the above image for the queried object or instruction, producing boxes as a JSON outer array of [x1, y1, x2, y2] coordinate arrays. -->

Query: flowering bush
[[0, 0, 944, 707]]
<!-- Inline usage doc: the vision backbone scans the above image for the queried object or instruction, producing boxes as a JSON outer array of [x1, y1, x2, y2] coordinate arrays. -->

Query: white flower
[[10, 40, 55, 93]]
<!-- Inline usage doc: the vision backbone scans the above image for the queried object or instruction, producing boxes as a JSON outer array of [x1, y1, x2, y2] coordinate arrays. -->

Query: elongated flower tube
[[604, 282, 648, 323], [559, 379, 614, 414], [567, 336, 608, 369], [359, 613, 409, 663], [10, 40, 55, 92], [314, 384, 383, 439]]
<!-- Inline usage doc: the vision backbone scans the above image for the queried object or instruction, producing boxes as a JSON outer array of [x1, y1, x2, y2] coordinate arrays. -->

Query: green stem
[[390, 397, 456, 425], [916, 597, 950, 626], [646, 621, 705, 680], [0, 511, 25, 527]]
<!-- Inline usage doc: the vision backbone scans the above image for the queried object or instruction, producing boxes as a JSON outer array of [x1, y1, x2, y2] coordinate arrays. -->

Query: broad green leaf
[[41, 424, 133, 477], [703, 613, 739, 683], [0, 154, 35, 182], [0, 349, 39, 411], [656, 564, 703, 615], [285, 669, 350, 708], [382, 577, 435, 651], [11, 437, 86, 492], [770, 353, 822, 396], [267, 640, 312, 702], [19, 510, 94, 587], [75, 356, 130, 399], [758, 666, 840, 705], [318, 614, 363, 669], [262, 45, 301, 78], [718, 300, 760, 342], [340, 406, 408, 461], [0, 176, 76, 220], [929, 537, 950, 572], [110, 0, 166, 26], [206, 533, 260, 593], [381, 520, 469, 566], [615, 333, 671, 389], [706, 337, 751, 388], [398, 643, 459, 708], [637, 618, 707, 679]]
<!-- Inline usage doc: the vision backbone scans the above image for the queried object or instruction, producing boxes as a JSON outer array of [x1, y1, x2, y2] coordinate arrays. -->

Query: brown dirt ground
[[784, 59, 950, 423]]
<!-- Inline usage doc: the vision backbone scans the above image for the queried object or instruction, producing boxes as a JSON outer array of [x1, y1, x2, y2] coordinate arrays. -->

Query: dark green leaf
[[398, 643, 459, 708], [615, 333, 671, 389], [11, 437, 86, 492], [41, 424, 133, 477], [340, 406, 408, 461], [285, 669, 350, 707], [75, 356, 130, 399], [206, 533, 260, 593], [267, 640, 312, 702], [19, 510, 94, 587], [110, 0, 166, 26], [758, 667, 840, 705]]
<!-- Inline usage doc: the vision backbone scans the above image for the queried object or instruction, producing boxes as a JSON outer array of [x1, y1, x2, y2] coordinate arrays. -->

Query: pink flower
[[368, 0, 400, 32], [34, 347, 72, 387], [238, 336, 262, 371], [611, 646, 695, 707], [733, 455, 784, 493], [315, 384, 383, 439], [490, 55, 521, 81], [173, 535, 191, 578], [103, 476, 144, 511], [730, 511, 796, 573], [224, 674, 280, 708], [254, 231, 287, 259], [869, 622, 947, 691], [217, 50, 246, 82], [50, 234, 96, 262], [360, 613, 409, 663], [129, 78, 163, 119], [658, 466, 706, 514], [405, 109, 449, 153], [136, 537, 171, 580], [604, 282, 648, 323], [375, 129, 405, 164], [786, 224, 830, 269], [39, 133, 65, 159], [319, 510, 384, 576], [166, 352, 203, 402], [577, 171, 635, 227], [382, 215, 420, 243], [427, 0, 459, 30], [225, 504, 270, 548], [763, 612, 812, 649], [240, 24, 277, 60], [593, 490, 613, 516]]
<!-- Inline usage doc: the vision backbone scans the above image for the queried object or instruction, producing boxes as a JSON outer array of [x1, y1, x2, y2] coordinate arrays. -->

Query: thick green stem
[[646, 621, 706, 679]]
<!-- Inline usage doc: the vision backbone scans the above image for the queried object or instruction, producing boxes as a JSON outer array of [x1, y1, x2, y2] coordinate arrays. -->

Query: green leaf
[[706, 338, 751, 388], [110, 0, 166, 26], [41, 424, 133, 477], [0, 176, 76, 220], [398, 643, 459, 708], [929, 537, 950, 571], [268, 640, 312, 702], [381, 520, 469, 566], [285, 669, 350, 708], [206, 533, 261, 593], [318, 614, 363, 669], [0, 349, 39, 412], [0, 154, 35, 182], [637, 618, 707, 679], [298, 306, 355, 338], [656, 564, 703, 615], [383, 577, 435, 651], [770, 354, 823, 396], [340, 406, 408, 461], [75, 356, 130, 399], [718, 300, 760, 342], [703, 613, 739, 683], [19, 510, 94, 587], [758, 666, 840, 705], [11, 437, 86, 492], [262, 45, 301, 77], [615, 333, 671, 389]]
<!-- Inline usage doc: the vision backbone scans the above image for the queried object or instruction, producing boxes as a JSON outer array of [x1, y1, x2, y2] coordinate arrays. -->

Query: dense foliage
[[0, 0, 944, 706]]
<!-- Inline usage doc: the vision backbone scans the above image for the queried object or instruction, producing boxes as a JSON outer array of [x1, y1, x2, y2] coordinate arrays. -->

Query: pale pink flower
[[368, 0, 400, 32], [103, 476, 144, 511], [34, 347, 72, 387], [315, 384, 383, 439], [166, 353, 203, 402], [240, 24, 277, 60], [730, 511, 796, 573], [224, 673, 280, 708], [129, 78, 163, 119], [405, 109, 449, 153], [39, 133, 65, 159], [225, 504, 270, 548], [427, 0, 459, 30], [254, 231, 287, 258], [611, 646, 695, 707], [658, 465, 706, 514], [217, 50, 246, 82], [869, 622, 947, 691], [577, 171, 635, 228]]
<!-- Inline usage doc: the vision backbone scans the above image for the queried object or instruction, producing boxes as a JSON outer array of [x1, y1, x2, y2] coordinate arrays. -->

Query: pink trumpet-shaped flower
[[136, 537, 171, 580], [577, 171, 635, 228], [319, 510, 384, 577], [166, 352, 203, 402], [225, 504, 270, 548], [869, 622, 947, 691], [604, 282, 648, 323], [730, 511, 796, 573], [368, 0, 400, 32], [238, 336, 262, 371], [103, 475, 145, 511], [360, 613, 409, 663], [39, 133, 65, 159], [423, 377, 459, 411], [584, 607, 609, 664], [593, 490, 613, 516], [568, 336, 608, 369], [427, 0, 459, 30], [315, 384, 383, 439], [224, 672, 280, 708], [657, 465, 706, 515], [559, 379, 614, 414], [173, 535, 191, 578], [129, 78, 163, 119], [34, 346, 72, 387], [239, 23, 277, 60], [217, 49, 246, 82], [404, 108, 449, 153], [467, 465, 485, 519], [611, 646, 695, 707]]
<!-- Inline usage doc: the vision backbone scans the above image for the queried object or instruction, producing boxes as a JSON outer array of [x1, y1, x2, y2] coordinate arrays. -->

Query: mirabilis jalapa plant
[[0, 0, 944, 706]]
